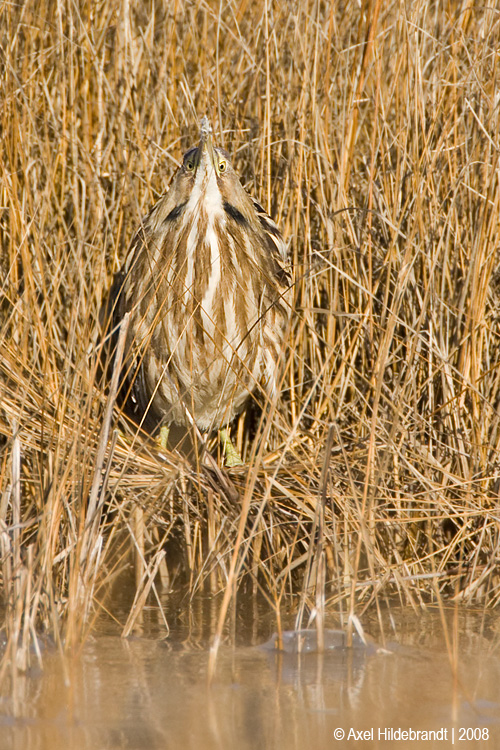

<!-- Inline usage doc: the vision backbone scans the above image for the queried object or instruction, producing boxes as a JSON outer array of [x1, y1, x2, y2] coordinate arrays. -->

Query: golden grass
[[1, 0, 500, 672]]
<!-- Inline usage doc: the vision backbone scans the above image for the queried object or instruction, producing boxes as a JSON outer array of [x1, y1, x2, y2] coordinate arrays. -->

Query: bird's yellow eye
[[186, 160, 195, 172], [218, 159, 227, 174]]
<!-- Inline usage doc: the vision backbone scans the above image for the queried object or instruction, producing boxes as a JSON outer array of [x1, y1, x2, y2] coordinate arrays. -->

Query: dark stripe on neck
[[164, 202, 187, 222], [223, 201, 248, 226]]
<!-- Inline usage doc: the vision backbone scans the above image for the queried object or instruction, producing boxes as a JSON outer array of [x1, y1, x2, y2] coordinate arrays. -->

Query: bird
[[105, 116, 291, 466]]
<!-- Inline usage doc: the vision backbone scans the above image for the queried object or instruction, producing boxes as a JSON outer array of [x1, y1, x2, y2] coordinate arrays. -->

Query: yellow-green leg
[[220, 428, 243, 467], [159, 425, 170, 451]]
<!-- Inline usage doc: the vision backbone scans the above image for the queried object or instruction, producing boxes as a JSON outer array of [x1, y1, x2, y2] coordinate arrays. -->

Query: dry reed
[[1, 0, 500, 675]]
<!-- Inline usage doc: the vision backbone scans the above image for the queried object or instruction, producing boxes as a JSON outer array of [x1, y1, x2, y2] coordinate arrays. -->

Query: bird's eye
[[185, 160, 195, 172], [218, 159, 227, 174]]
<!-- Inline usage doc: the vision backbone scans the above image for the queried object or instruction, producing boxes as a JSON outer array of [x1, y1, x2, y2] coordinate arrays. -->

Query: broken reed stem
[[294, 424, 334, 644], [67, 314, 130, 636], [11, 427, 21, 613], [122, 547, 167, 638], [86, 312, 130, 530], [208, 383, 282, 680]]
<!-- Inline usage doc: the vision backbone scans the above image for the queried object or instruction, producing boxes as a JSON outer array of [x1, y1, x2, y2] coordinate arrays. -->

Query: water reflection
[[2, 607, 500, 749]]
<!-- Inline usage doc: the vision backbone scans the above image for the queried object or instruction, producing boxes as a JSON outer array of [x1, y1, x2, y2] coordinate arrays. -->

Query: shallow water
[[2, 603, 500, 749]]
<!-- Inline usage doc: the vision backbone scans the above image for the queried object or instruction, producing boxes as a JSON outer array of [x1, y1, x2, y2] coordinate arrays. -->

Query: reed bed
[[1, 0, 500, 673]]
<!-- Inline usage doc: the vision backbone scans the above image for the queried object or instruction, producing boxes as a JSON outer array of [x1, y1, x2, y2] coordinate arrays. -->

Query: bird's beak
[[198, 116, 218, 174]]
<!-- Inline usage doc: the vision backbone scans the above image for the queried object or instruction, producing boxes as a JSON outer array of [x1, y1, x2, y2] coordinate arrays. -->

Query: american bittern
[[107, 117, 291, 465]]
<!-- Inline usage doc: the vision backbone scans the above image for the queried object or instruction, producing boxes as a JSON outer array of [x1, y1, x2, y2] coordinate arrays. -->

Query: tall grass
[[1, 0, 500, 673]]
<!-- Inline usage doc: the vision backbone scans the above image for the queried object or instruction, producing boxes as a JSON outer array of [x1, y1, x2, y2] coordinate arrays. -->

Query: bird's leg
[[220, 427, 243, 467], [159, 424, 170, 451]]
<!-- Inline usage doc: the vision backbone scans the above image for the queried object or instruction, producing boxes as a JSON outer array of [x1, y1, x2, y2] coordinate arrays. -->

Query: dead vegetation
[[1, 0, 500, 673]]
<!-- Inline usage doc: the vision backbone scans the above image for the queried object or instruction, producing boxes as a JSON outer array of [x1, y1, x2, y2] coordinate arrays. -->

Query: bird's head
[[145, 116, 282, 259], [183, 116, 226, 173], [180, 116, 236, 194], [161, 116, 252, 220]]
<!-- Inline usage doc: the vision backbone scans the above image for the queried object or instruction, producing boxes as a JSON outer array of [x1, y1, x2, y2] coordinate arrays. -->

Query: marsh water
[[2, 593, 500, 750]]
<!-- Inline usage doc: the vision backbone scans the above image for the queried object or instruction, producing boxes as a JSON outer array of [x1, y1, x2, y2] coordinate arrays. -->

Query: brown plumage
[[107, 117, 291, 453]]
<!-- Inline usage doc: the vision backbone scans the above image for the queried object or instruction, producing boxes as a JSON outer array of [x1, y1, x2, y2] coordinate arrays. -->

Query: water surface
[[2, 602, 500, 749]]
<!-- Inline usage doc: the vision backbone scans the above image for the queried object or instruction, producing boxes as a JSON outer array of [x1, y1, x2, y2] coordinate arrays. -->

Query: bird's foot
[[158, 425, 170, 451], [220, 428, 243, 467]]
